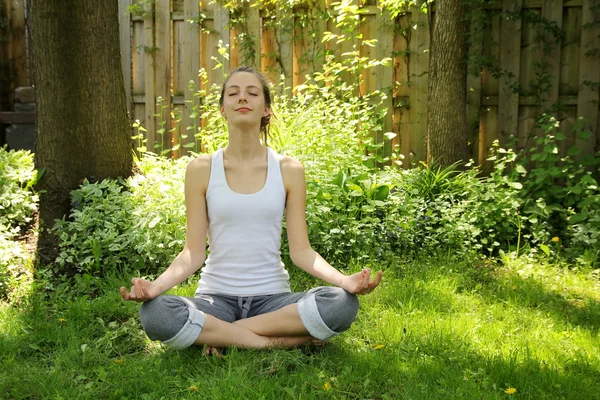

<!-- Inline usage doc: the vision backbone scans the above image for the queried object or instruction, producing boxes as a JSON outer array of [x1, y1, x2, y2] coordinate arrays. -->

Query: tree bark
[[427, 0, 469, 167], [29, 0, 132, 265]]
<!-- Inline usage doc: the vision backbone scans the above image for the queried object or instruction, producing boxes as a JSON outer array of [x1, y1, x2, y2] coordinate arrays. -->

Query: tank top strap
[[266, 147, 284, 189], [207, 148, 225, 196]]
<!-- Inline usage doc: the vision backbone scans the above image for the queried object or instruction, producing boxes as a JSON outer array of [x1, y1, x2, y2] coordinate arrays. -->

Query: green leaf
[[539, 244, 550, 257], [569, 212, 588, 224], [567, 146, 582, 157]]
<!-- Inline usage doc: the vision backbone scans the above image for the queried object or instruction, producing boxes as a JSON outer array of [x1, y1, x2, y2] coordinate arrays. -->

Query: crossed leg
[[138, 287, 358, 350]]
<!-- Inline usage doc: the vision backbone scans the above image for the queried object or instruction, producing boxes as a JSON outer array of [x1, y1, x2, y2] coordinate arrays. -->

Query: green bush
[[0, 146, 39, 229], [0, 146, 38, 299], [54, 155, 190, 279]]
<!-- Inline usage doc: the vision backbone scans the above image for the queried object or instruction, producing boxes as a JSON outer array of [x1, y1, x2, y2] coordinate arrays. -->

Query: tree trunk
[[427, 0, 469, 167], [29, 1, 132, 265]]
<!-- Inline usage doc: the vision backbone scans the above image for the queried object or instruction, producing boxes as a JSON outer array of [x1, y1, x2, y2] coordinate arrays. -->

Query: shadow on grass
[[483, 272, 600, 332], [374, 258, 600, 333]]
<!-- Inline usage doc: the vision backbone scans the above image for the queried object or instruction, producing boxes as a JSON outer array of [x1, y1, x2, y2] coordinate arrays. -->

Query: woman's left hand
[[342, 268, 383, 295]]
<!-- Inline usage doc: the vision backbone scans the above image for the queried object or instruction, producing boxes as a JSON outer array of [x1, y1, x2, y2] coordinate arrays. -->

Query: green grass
[[1, 256, 599, 399]]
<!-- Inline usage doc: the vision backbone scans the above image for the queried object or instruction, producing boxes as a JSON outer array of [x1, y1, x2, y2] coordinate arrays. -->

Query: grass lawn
[[1, 255, 599, 399]]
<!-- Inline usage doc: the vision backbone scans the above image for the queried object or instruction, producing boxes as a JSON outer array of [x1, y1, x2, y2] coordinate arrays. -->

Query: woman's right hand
[[120, 278, 162, 302]]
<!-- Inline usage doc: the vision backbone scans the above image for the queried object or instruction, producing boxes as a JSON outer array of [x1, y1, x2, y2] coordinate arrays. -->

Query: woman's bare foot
[[204, 346, 224, 357]]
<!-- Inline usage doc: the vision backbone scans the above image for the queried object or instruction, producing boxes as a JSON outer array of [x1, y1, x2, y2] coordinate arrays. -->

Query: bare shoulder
[[186, 154, 212, 189], [279, 155, 304, 174], [279, 155, 305, 192]]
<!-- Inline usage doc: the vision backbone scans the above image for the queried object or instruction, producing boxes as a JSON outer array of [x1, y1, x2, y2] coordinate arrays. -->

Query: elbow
[[289, 247, 314, 266], [182, 247, 206, 272]]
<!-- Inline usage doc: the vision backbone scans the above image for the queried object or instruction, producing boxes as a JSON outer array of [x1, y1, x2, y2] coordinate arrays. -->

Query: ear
[[263, 106, 271, 117], [220, 105, 226, 117]]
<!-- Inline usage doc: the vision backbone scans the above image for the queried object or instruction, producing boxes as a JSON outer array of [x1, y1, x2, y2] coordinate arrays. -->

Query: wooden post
[[143, 0, 156, 152], [9, 0, 27, 87], [497, 0, 522, 148], [118, 0, 132, 118], [467, 7, 484, 164], [375, 8, 394, 162], [541, 0, 563, 116], [408, 7, 430, 164], [155, 0, 172, 154], [183, 0, 201, 154], [275, 4, 293, 93], [395, 15, 411, 168], [577, 0, 600, 155], [246, 0, 261, 69], [212, 1, 230, 86]]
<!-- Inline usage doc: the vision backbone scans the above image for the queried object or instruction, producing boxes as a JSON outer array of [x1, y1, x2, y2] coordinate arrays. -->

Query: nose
[[238, 92, 248, 103]]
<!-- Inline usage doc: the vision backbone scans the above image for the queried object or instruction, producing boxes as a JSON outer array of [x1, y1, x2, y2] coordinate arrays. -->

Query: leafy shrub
[[0, 147, 38, 299], [0, 146, 39, 229], [54, 155, 190, 279]]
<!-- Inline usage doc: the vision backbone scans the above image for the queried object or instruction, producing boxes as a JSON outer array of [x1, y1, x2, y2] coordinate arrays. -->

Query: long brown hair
[[219, 66, 272, 145]]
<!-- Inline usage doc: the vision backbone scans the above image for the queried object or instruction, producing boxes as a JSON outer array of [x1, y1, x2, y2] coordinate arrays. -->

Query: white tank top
[[195, 147, 291, 296]]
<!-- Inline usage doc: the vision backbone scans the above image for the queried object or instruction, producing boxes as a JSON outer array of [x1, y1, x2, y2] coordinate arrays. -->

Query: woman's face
[[220, 72, 270, 127]]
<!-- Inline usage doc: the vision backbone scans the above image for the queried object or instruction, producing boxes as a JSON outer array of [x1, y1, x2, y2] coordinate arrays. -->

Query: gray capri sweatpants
[[138, 287, 359, 349]]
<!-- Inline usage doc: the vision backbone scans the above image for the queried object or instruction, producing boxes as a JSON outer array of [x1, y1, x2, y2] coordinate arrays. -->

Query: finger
[[362, 269, 371, 289], [119, 287, 129, 301], [129, 286, 137, 299], [133, 280, 144, 298], [375, 270, 383, 284]]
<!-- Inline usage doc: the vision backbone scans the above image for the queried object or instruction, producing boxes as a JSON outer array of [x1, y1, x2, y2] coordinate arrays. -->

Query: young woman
[[120, 66, 382, 350]]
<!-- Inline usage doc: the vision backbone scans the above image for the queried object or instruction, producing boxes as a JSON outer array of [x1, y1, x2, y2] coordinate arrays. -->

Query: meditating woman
[[120, 66, 382, 350]]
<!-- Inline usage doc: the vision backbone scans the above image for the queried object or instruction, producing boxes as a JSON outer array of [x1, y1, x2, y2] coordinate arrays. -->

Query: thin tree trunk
[[29, 0, 132, 265], [427, 0, 469, 167]]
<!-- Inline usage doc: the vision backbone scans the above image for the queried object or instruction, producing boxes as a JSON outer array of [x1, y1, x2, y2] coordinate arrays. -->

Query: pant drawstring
[[237, 296, 254, 319]]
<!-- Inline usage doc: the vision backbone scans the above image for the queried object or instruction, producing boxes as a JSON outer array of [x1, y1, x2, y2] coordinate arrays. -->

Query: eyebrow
[[226, 85, 260, 90]]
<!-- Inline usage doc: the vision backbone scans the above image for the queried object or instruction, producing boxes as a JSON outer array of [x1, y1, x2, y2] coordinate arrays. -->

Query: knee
[[139, 296, 189, 341], [315, 288, 359, 333]]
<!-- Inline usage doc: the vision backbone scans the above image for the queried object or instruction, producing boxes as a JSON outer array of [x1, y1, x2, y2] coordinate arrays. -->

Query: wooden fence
[[2, 0, 599, 165]]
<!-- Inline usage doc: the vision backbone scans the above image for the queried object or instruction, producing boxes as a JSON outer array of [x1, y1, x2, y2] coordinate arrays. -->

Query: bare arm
[[121, 156, 211, 301], [281, 157, 382, 295]]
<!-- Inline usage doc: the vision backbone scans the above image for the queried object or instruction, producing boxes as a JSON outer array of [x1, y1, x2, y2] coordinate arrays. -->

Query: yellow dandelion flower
[[323, 382, 331, 391], [189, 385, 199, 392], [505, 387, 517, 395], [373, 344, 385, 350], [551, 237, 560, 242], [58, 318, 66, 323]]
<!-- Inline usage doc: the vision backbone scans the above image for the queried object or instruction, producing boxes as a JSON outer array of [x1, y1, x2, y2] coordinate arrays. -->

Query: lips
[[236, 107, 252, 112]]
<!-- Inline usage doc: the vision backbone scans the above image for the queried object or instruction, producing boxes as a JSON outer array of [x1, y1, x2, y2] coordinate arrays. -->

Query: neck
[[225, 125, 264, 161]]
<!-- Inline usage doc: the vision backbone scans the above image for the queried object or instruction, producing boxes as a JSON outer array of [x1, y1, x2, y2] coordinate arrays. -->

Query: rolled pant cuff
[[162, 308, 205, 350], [297, 294, 337, 340]]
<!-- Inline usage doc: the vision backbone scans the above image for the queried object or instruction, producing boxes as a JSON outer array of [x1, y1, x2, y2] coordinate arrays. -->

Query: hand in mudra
[[120, 278, 161, 302], [343, 268, 383, 295]]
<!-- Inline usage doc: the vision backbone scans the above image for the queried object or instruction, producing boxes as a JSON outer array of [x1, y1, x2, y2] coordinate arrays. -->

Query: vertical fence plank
[[395, 14, 411, 167], [119, 0, 132, 118], [261, 17, 278, 85], [183, 0, 201, 154], [246, 1, 261, 69], [375, 7, 394, 160], [497, 0, 522, 148], [467, 7, 484, 164], [9, 0, 27, 87], [517, 7, 540, 151], [408, 7, 430, 164], [211, 1, 230, 86], [155, 0, 172, 153], [577, 0, 600, 155], [360, 14, 376, 96], [275, 5, 293, 92], [542, 0, 563, 115], [144, 0, 156, 151]]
